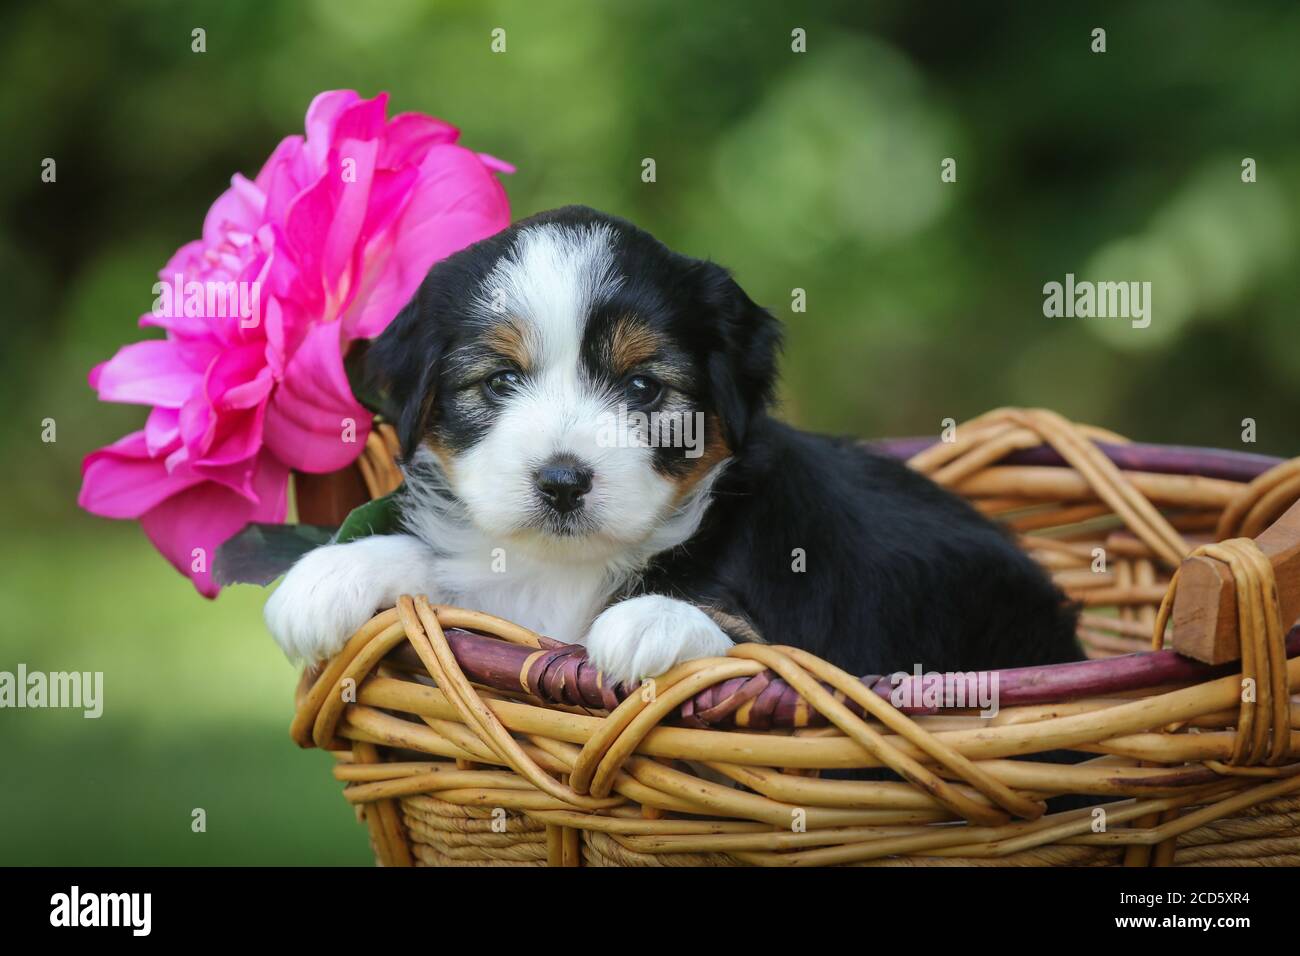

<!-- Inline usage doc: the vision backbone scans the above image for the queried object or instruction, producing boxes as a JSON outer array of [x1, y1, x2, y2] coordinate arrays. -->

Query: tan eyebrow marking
[[608, 317, 660, 375], [482, 318, 533, 371]]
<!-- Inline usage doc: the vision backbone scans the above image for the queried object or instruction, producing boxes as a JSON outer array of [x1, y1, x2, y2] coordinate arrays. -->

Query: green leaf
[[212, 491, 402, 589], [214, 523, 335, 587], [332, 491, 401, 544]]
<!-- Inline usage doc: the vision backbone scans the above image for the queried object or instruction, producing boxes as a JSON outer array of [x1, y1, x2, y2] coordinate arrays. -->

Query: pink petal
[[259, 137, 313, 225], [169, 334, 223, 376], [139, 302, 208, 338], [258, 224, 300, 301], [177, 393, 216, 461], [194, 407, 265, 468], [342, 144, 511, 340], [93, 340, 201, 408], [184, 348, 273, 472], [203, 174, 265, 245], [380, 112, 460, 168], [254, 134, 307, 193], [332, 93, 389, 144], [139, 452, 289, 597], [78, 431, 205, 519], [262, 321, 371, 472], [281, 173, 335, 309], [158, 239, 208, 282], [145, 406, 181, 456], [321, 138, 379, 301], [206, 345, 272, 410], [193, 378, 269, 470], [263, 296, 291, 379], [142, 244, 222, 338], [355, 165, 418, 253], [304, 90, 362, 168], [477, 152, 516, 175]]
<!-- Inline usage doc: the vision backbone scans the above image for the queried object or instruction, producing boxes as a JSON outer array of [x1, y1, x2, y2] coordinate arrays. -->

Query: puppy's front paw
[[264, 543, 387, 663], [583, 595, 734, 687], [264, 534, 439, 663]]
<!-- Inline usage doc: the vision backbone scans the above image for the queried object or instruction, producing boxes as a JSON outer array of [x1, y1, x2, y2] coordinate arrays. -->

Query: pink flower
[[79, 90, 512, 596]]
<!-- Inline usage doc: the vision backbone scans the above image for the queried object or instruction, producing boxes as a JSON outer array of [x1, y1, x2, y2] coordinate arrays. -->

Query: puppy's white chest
[[434, 555, 616, 643]]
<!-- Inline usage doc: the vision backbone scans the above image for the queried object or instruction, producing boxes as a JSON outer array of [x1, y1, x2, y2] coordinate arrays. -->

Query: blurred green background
[[2, 0, 1299, 864]]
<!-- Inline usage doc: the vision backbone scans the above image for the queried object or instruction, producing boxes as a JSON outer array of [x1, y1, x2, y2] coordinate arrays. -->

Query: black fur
[[638, 419, 1081, 676]]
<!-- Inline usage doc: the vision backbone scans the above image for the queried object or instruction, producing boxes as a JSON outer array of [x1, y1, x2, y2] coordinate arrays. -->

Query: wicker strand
[[910, 408, 1189, 567], [1218, 457, 1300, 540], [356, 423, 405, 500]]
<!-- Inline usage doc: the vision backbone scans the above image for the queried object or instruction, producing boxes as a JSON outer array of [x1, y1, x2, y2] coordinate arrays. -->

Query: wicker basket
[[290, 408, 1300, 866]]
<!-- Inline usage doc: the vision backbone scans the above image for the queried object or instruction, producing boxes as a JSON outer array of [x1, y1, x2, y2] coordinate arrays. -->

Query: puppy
[[266, 206, 1079, 687]]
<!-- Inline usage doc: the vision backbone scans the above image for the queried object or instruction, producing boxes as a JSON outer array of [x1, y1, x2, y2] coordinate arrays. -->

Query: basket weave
[[290, 408, 1300, 866]]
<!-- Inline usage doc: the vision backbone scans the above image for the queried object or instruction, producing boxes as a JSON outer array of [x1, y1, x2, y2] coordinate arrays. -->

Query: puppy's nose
[[535, 457, 594, 514]]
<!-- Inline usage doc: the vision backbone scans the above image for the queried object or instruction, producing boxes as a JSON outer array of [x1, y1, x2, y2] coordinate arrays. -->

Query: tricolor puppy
[[266, 206, 1079, 685]]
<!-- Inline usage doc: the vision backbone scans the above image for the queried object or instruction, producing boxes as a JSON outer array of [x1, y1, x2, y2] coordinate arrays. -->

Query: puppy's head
[[368, 206, 781, 559]]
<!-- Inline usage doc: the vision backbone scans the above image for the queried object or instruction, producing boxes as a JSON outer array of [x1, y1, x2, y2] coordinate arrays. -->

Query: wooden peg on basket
[[1171, 498, 1300, 663]]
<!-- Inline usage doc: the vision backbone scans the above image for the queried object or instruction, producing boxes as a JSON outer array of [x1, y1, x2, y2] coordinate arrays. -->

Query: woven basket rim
[[376, 623, 1300, 731]]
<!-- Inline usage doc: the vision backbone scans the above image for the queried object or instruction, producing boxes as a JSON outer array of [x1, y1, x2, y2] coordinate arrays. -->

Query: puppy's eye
[[623, 373, 663, 408], [484, 369, 523, 399]]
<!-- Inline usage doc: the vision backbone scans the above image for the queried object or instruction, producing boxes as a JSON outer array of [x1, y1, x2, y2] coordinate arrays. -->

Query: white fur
[[471, 220, 623, 357], [582, 595, 734, 686]]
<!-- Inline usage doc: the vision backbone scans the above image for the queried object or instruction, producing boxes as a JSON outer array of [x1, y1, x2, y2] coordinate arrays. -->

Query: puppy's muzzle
[[535, 456, 594, 515]]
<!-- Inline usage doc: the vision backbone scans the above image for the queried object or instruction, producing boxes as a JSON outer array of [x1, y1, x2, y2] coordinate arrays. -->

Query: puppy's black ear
[[698, 263, 782, 449], [366, 287, 445, 460]]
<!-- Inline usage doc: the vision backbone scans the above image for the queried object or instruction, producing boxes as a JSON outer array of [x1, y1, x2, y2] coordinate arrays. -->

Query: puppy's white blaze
[[472, 221, 622, 368], [582, 595, 735, 685]]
